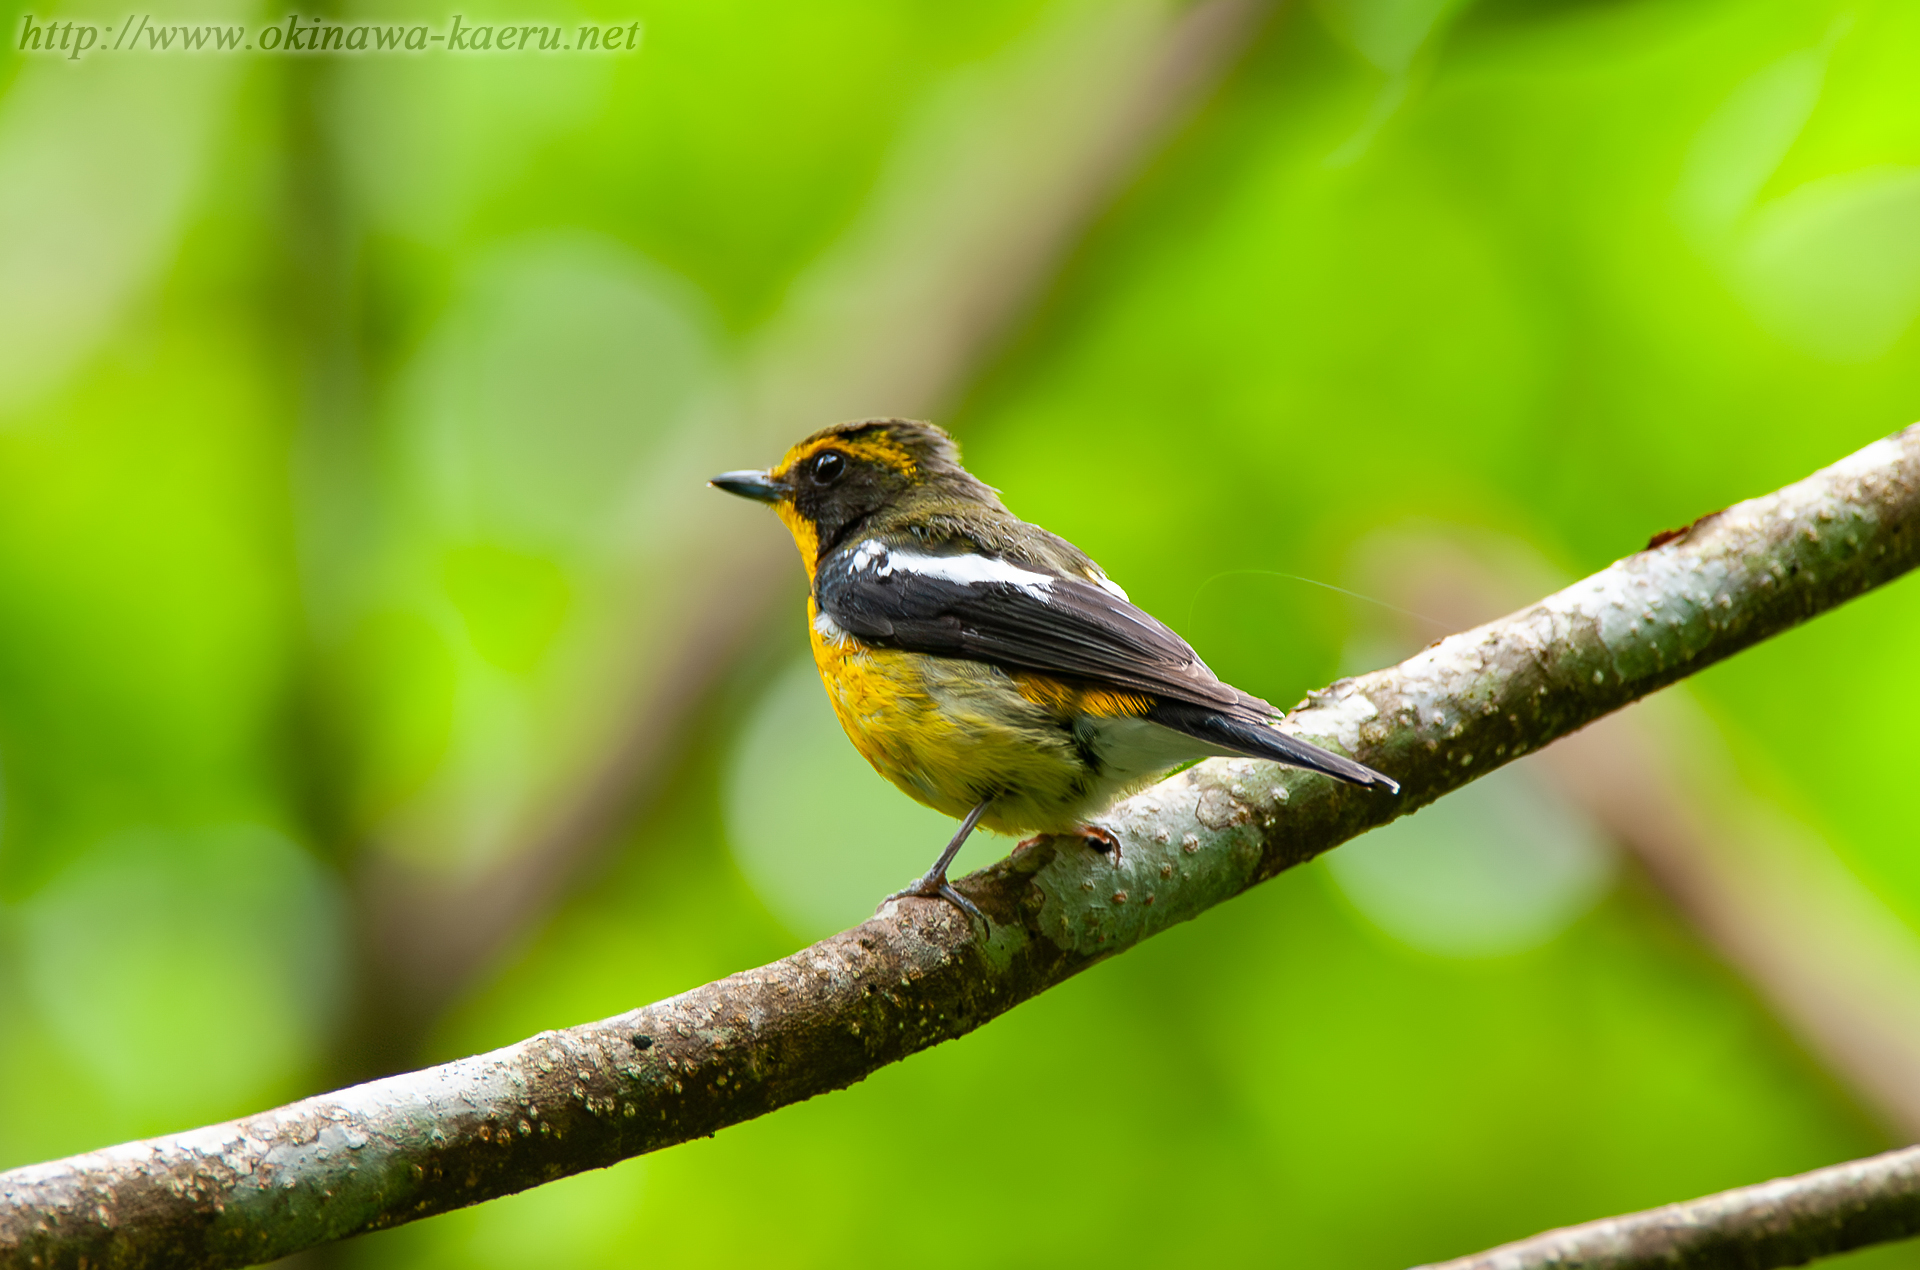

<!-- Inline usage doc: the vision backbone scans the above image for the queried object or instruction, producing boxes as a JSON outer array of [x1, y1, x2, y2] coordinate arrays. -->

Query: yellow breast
[[805, 598, 1104, 833]]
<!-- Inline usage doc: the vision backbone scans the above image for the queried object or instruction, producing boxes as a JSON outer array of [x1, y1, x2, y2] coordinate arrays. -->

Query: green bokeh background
[[3, 0, 1920, 1265]]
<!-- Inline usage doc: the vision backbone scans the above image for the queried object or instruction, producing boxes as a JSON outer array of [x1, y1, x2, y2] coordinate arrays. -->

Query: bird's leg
[[881, 800, 990, 924], [1080, 824, 1122, 865]]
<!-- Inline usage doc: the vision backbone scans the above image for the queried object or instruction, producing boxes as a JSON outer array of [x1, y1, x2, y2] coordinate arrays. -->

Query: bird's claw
[[1080, 824, 1122, 864], [879, 876, 986, 926]]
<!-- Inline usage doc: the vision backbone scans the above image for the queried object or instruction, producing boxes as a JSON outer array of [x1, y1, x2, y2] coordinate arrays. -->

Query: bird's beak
[[709, 469, 789, 504]]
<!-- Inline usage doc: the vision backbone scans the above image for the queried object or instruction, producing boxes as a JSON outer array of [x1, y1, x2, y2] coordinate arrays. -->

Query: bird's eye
[[811, 452, 846, 485]]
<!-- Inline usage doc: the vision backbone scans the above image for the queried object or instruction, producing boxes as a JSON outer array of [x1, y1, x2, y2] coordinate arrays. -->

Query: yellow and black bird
[[713, 419, 1397, 921]]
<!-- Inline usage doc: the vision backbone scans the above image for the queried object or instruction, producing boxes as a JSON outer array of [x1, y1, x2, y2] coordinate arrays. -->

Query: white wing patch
[[849, 539, 1057, 601], [849, 539, 891, 578], [1087, 569, 1129, 601]]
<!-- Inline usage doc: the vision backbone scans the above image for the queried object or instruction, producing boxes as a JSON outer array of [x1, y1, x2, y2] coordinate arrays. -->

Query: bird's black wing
[[814, 537, 1400, 792], [814, 538, 1250, 712]]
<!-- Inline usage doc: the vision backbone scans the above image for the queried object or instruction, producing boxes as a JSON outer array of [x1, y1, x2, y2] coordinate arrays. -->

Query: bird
[[712, 418, 1398, 922]]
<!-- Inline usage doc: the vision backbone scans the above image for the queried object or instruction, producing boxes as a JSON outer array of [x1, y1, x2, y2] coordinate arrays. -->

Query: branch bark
[[4, 423, 1917, 1269], [1418, 1145, 1920, 1270]]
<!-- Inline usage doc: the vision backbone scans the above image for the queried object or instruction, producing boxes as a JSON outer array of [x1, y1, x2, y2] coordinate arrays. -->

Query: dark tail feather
[[1150, 702, 1400, 793]]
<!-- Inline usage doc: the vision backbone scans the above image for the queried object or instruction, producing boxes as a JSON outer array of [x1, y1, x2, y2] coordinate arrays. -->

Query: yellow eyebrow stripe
[[774, 432, 917, 481]]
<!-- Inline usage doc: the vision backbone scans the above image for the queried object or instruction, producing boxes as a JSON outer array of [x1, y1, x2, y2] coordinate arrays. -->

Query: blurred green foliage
[[4, 0, 1920, 1265]]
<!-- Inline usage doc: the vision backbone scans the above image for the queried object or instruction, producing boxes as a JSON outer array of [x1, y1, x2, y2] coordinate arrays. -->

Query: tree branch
[[1418, 1145, 1920, 1270], [4, 424, 1917, 1269]]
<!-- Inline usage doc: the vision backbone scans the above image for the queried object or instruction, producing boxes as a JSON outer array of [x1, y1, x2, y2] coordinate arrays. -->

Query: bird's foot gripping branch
[[3, 424, 1918, 1270]]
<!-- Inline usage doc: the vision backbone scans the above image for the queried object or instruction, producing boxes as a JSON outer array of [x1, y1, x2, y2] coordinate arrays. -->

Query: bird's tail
[[1149, 702, 1400, 793]]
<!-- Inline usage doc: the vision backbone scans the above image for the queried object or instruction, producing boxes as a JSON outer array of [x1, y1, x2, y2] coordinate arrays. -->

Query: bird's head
[[711, 418, 999, 573]]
